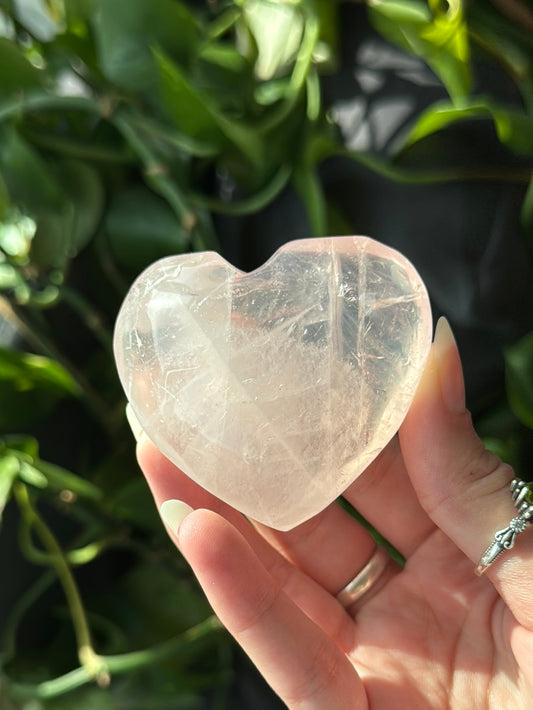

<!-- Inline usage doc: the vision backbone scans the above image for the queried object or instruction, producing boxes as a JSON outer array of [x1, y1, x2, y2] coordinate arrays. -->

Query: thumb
[[399, 317, 533, 630]]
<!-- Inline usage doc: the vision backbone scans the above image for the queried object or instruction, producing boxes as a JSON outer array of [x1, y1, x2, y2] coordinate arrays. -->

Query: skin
[[135, 319, 533, 709]]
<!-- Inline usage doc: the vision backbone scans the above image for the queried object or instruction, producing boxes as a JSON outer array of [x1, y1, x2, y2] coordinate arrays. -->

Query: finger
[[135, 420, 383, 601], [254, 503, 378, 596], [137, 435, 356, 650], [178, 509, 367, 710], [399, 317, 533, 629], [342, 435, 436, 558]]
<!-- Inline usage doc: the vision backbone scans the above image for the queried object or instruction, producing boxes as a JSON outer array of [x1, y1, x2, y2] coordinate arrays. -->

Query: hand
[[134, 318, 533, 709]]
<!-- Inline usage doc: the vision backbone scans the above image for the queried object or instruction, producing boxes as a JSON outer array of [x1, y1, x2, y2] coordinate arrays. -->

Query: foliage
[[0, 0, 532, 707]]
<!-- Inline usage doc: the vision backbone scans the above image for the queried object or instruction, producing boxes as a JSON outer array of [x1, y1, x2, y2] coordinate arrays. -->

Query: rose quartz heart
[[114, 237, 432, 530]]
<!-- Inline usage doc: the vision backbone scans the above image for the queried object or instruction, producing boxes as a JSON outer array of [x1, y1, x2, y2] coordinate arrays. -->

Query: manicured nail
[[433, 316, 466, 413], [125, 403, 144, 442], [160, 499, 194, 535]]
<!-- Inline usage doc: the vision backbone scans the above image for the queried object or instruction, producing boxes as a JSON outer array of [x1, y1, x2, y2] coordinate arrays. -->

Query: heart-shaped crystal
[[114, 236, 432, 530]]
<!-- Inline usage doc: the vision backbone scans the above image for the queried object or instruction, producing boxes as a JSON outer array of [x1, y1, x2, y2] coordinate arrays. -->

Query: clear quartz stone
[[114, 236, 432, 530]]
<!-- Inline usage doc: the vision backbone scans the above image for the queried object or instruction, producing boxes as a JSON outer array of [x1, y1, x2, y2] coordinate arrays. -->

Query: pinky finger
[[177, 509, 366, 710]]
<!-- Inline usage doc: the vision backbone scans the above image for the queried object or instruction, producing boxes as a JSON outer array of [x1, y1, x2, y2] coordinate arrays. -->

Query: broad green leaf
[[0, 452, 19, 521], [0, 38, 44, 98], [369, 0, 471, 102], [0, 347, 78, 429], [105, 186, 189, 273], [505, 331, 533, 429], [154, 49, 263, 164], [0, 348, 77, 393], [93, 0, 201, 93], [48, 159, 104, 256], [399, 99, 533, 157], [0, 125, 66, 212], [0, 130, 103, 269]]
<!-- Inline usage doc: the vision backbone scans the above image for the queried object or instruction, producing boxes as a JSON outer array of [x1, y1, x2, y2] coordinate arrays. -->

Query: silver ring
[[476, 478, 533, 575], [336, 546, 390, 610]]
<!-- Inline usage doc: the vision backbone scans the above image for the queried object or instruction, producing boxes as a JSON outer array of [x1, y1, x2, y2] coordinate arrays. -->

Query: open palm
[[136, 320, 533, 709]]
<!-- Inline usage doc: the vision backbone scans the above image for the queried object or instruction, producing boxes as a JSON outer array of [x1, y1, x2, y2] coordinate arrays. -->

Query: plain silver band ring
[[336, 546, 390, 609]]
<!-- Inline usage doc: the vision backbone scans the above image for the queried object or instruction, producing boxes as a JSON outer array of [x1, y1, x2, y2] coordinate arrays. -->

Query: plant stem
[[59, 287, 113, 355], [13, 483, 109, 686], [9, 615, 222, 700]]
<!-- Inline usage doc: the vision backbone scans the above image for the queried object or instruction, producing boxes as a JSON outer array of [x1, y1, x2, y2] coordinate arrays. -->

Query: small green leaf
[[399, 99, 533, 157], [369, 0, 471, 102], [18, 461, 48, 488], [505, 331, 533, 429], [0, 453, 19, 521]]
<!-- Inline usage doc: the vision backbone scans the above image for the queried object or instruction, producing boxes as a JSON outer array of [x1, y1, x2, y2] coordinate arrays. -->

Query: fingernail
[[433, 317, 466, 413], [160, 499, 194, 535], [125, 403, 144, 441]]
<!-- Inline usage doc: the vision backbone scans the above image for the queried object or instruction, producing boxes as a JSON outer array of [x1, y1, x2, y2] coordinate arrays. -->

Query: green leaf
[[0, 434, 40, 459], [154, 48, 263, 164], [505, 331, 533, 429], [0, 452, 19, 522], [93, 0, 202, 93], [0, 125, 66, 213], [34, 458, 103, 501], [0, 38, 44, 98], [521, 174, 533, 240], [0, 347, 78, 430], [105, 186, 189, 273], [54, 160, 105, 255], [398, 99, 533, 157], [0, 129, 104, 269], [369, 0, 471, 102]]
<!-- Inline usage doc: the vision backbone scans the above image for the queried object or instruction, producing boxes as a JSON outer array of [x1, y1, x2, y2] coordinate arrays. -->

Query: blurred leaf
[[505, 331, 533, 429], [398, 99, 533, 156], [105, 186, 189, 273], [369, 0, 471, 102], [93, 0, 201, 93], [30, 158, 104, 268], [0, 452, 19, 522], [154, 48, 263, 164], [18, 460, 48, 488], [521, 174, 533, 240], [0, 434, 40, 459], [0, 38, 44, 98], [0, 129, 104, 269], [34, 458, 102, 501], [53, 160, 105, 255], [0, 171, 9, 219], [0, 125, 66, 212], [0, 347, 78, 429]]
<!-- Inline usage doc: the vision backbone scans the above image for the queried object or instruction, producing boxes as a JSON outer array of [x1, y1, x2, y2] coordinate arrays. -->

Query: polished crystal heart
[[114, 237, 432, 530]]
